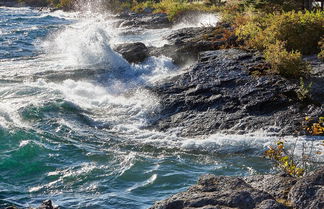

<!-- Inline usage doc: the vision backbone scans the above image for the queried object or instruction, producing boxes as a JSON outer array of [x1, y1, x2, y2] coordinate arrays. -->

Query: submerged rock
[[114, 42, 149, 63], [147, 49, 323, 136], [150, 167, 324, 209], [37, 200, 58, 209], [5, 200, 59, 209]]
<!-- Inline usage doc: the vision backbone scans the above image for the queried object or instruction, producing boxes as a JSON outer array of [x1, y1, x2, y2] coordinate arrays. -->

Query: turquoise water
[[1, 6, 321, 209]]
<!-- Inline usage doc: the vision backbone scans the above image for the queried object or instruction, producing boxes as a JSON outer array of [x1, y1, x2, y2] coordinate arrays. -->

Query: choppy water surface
[[0, 6, 323, 209]]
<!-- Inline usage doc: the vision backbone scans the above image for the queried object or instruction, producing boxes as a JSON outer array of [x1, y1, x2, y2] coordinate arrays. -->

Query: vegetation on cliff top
[[130, 0, 220, 20], [223, 1, 323, 78], [118, 0, 323, 78]]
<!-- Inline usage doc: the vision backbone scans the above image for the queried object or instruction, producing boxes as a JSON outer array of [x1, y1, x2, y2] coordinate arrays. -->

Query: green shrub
[[132, 0, 154, 13], [264, 41, 309, 78], [297, 77, 312, 101], [18, 0, 49, 6], [59, 0, 74, 10], [264, 141, 305, 177], [236, 10, 324, 55], [243, 0, 302, 12], [220, 0, 303, 24], [219, 0, 245, 23], [151, 0, 219, 20], [234, 10, 268, 48]]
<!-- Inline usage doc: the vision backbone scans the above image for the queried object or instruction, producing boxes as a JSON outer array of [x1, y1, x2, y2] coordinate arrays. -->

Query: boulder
[[114, 42, 149, 63], [5, 200, 58, 209], [244, 174, 296, 200], [149, 24, 237, 66], [150, 167, 324, 209], [149, 174, 287, 209], [288, 167, 324, 209], [147, 49, 323, 137], [37, 200, 58, 209]]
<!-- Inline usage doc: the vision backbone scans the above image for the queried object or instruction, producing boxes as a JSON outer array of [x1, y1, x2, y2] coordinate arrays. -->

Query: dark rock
[[5, 200, 58, 209], [150, 167, 324, 209], [149, 174, 287, 209], [147, 49, 323, 137], [117, 13, 171, 29], [143, 7, 154, 14], [243, 174, 297, 200], [304, 55, 324, 104], [288, 167, 324, 209], [37, 200, 58, 209], [148, 24, 236, 66], [114, 42, 149, 63], [255, 200, 287, 209]]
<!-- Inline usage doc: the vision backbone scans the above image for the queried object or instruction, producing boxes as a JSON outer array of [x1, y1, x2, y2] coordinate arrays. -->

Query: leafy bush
[[242, 0, 302, 12], [236, 10, 324, 55], [219, 0, 245, 23], [264, 41, 309, 78], [305, 116, 324, 136], [219, 0, 303, 23], [264, 141, 305, 177], [18, 0, 49, 6], [147, 0, 219, 20], [297, 77, 312, 101], [58, 0, 74, 10], [132, 0, 154, 13]]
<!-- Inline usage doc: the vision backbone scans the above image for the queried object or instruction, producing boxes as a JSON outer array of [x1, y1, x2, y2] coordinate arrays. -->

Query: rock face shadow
[[146, 49, 323, 137]]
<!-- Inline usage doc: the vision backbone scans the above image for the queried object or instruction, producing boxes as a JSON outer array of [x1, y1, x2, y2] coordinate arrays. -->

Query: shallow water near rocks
[[0, 6, 323, 209]]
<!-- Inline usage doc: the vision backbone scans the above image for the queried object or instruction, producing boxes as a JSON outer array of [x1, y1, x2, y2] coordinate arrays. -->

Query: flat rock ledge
[[147, 48, 323, 137], [150, 167, 324, 209]]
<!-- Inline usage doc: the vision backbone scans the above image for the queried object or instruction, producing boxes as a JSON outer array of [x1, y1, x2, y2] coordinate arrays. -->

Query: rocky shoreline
[[2, 6, 323, 209], [114, 11, 324, 209], [150, 167, 324, 209], [114, 12, 323, 137], [7, 167, 323, 209]]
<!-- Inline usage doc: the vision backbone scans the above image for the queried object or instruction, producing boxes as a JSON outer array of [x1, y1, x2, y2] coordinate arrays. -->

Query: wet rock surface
[[150, 174, 286, 209], [149, 24, 236, 66], [117, 12, 171, 29], [114, 42, 149, 63], [288, 167, 324, 209], [147, 49, 323, 137], [115, 12, 236, 66], [5, 200, 59, 209], [150, 167, 324, 209], [244, 174, 297, 200]]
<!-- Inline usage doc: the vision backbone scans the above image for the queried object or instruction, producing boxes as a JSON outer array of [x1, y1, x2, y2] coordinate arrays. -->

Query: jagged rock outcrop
[[114, 42, 149, 63], [150, 167, 324, 209], [288, 167, 324, 209], [5, 200, 58, 209], [117, 13, 171, 29], [149, 24, 237, 66], [150, 174, 287, 209], [147, 49, 323, 137]]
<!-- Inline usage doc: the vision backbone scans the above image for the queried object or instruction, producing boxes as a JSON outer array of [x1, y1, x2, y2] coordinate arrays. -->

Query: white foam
[[1, 7, 323, 166], [41, 17, 129, 69], [127, 173, 157, 192]]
